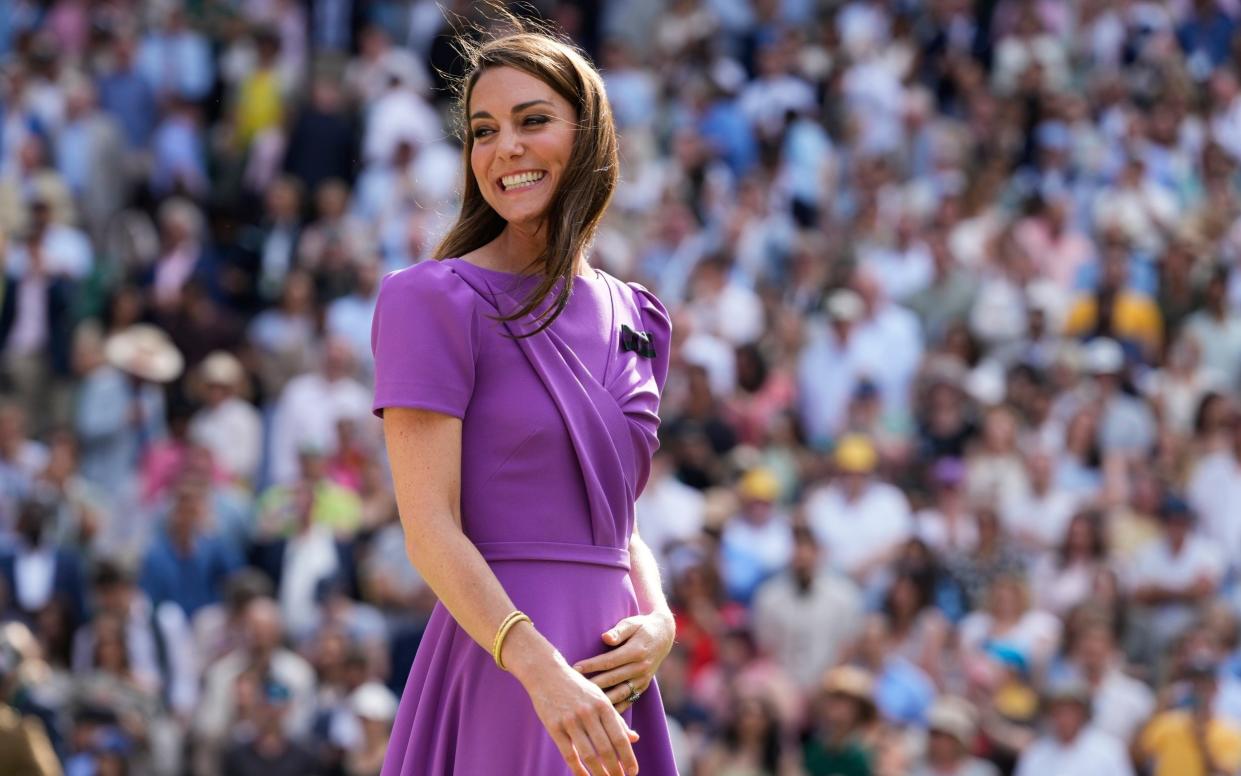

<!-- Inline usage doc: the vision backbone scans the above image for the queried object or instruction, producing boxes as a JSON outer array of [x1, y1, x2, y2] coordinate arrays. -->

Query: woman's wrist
[[500, 620, 563, 685]]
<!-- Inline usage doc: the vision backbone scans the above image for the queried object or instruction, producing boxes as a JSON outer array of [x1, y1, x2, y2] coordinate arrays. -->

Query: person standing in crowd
[[369, 18, 679, 776]]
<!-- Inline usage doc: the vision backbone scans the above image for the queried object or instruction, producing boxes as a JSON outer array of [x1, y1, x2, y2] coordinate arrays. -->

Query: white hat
[[350, 681, 398, 722], [826, 289, 865, 323], [1083, 337, 1125, 376], [104, 324, 184, 383], [198, 350, 244, 388]]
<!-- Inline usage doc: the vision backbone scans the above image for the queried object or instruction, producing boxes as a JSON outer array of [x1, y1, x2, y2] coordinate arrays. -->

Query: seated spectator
[[220, 675, 325, 776], [720, 467, 793, 604], [138, 477, 242, 619], [1013, 678, 1133, 776], [72, 559, 198, 720], [193, 598, 316, 775], [0, 496, 86, 630], [188, 350, 262, 488], [753, 524, 863, 688], [805, 434, 913, 586], [1138, 657, 1241, 776], [1127, 497, 1226, 658], [802, 666, 877, 776], [911, 696, 998, 776]]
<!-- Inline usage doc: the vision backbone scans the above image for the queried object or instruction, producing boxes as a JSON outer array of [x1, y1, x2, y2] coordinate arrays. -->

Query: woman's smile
[[498, 169, 548, 193]]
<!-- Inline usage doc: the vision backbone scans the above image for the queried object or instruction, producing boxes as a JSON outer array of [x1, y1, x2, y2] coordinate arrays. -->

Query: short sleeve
[[627, 281, 672, 395], [370, 261, 480, 419]]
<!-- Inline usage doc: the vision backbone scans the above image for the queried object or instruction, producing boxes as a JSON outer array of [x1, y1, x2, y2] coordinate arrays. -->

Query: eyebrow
[[469, 99, 555, 121]]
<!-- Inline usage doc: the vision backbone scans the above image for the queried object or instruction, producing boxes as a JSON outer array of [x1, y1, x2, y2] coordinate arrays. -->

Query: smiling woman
[[371, 9, 680, 776], [433, 22, 621, 338]]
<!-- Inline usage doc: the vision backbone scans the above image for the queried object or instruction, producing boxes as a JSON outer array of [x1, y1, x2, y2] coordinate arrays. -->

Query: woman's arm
[[627, 526, 674, 623], [383, 407, 639, 776], [569, 525, 677, 713]]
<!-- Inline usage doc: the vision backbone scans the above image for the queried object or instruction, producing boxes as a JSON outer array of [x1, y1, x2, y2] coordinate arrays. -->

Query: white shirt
[[1090, 667, 1156, 744], [1014, 728, 1134, 776], [281, 525, 340, 640], [1188, 450, 1241, 565], [269, 372, 371, 484], [189, 397, 263, 483], [1001, 485, 1079, 550], [1127, 533, 1226, 642], [635, 472, 706, 576], [6, 274, 47, 354], [13, 545, 55, 612], [752, 570, 863, 687], [805, 480, 912, 581]]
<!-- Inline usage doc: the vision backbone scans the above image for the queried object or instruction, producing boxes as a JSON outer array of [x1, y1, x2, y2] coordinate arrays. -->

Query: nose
[[496, 124, 524, 160]]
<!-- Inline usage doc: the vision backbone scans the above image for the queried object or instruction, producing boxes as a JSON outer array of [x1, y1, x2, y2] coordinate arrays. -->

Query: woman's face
[[469, 66, 578, 231]]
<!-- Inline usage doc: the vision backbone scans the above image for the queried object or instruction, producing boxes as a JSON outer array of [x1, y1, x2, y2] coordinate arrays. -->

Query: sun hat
[[104, 324, 184, 383]]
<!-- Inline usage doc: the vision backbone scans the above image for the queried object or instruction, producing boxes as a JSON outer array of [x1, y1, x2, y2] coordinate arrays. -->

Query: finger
[[602, 618, 640, 645], [589, 666, 648, 692], [574, 645, 639, 675], [583, 713, 624, 776], [601, 707, 640, 776], [552, 726, 591, 776], [567, 720, 605, 776]]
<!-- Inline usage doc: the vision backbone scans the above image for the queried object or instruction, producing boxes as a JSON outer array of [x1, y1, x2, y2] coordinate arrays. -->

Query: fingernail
[[572, 663, 583, 671]]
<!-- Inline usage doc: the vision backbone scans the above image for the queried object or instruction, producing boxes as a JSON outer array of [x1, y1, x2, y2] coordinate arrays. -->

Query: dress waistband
[[474, 541, 631, 571]]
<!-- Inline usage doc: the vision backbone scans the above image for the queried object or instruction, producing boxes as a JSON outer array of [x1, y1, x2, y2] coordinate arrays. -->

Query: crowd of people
[[6, 0, 1241, 774]]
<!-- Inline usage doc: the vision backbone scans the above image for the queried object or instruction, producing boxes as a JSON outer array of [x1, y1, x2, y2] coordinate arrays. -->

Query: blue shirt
[[139, 530, 241, 618]]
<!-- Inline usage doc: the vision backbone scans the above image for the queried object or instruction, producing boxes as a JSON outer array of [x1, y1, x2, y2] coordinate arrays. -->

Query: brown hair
[[434, 14, 619, 337]]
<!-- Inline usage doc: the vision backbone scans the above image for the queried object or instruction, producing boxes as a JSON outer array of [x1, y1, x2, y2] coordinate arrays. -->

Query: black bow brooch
[[620, 324, 656, 358]]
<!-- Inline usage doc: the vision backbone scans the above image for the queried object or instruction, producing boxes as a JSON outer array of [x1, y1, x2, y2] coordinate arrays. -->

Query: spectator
[[805, 434, 913, 586], [1012, 678, 1134, 776], [753, 524, 863, 689], [1138, 657, 1241, 776], [720, 467, 793, 604], [912, 696, 998, 776]]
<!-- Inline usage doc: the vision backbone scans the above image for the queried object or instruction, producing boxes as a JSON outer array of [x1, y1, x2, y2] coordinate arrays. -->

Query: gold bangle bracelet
[[492, 611, 532, 671]]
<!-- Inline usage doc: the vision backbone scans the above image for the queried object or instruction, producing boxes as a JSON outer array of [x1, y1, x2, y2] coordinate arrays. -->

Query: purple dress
[[371, 257, 679, 775]]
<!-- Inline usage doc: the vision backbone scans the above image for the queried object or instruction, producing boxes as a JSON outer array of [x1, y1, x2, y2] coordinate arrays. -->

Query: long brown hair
[[434, 15, 619, 337]]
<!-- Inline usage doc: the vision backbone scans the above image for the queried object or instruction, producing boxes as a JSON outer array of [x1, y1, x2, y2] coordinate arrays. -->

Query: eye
[[523, 115, 550, 127], [471, 126, 494, 139]]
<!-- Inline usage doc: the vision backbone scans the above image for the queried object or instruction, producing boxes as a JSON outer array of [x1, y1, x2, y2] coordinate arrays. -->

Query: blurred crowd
[[7, 0, 1241, 775]]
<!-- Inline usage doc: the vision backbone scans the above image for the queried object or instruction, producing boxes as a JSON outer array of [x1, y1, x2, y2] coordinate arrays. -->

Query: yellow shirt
[[1064, 290, 1164, 356], [1140, 710, 1241, 776], [235, 68, 283, 148]]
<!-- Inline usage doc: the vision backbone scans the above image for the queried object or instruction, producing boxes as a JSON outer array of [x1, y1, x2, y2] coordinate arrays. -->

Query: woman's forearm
[[405, 519, 561, 683], [627, 529, 674, 622]]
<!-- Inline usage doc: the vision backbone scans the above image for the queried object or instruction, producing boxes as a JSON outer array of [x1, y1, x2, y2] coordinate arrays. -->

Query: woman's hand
[[572, 611, 676, 714], [516, 647, 641, 776]]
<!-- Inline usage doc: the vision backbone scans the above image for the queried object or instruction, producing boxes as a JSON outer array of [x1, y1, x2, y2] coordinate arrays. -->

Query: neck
[[494, 223, 553, 274]]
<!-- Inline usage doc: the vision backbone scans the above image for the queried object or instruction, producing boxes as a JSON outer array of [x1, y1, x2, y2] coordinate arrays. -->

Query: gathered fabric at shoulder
[[370, 260, 482, 420], [626, 280, 672, 395]]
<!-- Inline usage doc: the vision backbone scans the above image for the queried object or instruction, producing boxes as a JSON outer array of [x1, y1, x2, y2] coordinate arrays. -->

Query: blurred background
[[4, 0, 1241, 774]]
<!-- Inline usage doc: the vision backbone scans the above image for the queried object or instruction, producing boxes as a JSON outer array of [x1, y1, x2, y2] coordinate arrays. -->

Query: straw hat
[[820, 666, 877, 720], [927, 696, 978, 747], [104, 324, 184, 383]]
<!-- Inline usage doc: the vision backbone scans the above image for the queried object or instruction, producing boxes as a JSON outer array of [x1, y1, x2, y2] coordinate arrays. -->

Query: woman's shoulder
[[377, 259, 479, 313], [380, 258, 465, 294]]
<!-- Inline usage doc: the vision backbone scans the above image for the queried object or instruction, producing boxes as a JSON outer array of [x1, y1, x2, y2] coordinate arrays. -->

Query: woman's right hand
[[516, 650, 641, 776]]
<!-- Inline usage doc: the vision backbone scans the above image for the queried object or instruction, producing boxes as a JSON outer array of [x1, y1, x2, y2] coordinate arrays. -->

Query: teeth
[[501, 171, 545, 189]]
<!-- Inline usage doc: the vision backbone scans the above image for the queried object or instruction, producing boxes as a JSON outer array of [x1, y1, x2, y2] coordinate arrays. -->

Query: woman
[[371, 22, 679, 776], [1030, 510, 1109, 616]]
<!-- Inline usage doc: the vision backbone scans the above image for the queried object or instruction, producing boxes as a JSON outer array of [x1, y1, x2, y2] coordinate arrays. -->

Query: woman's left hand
[[572, 611, 676, 714]]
